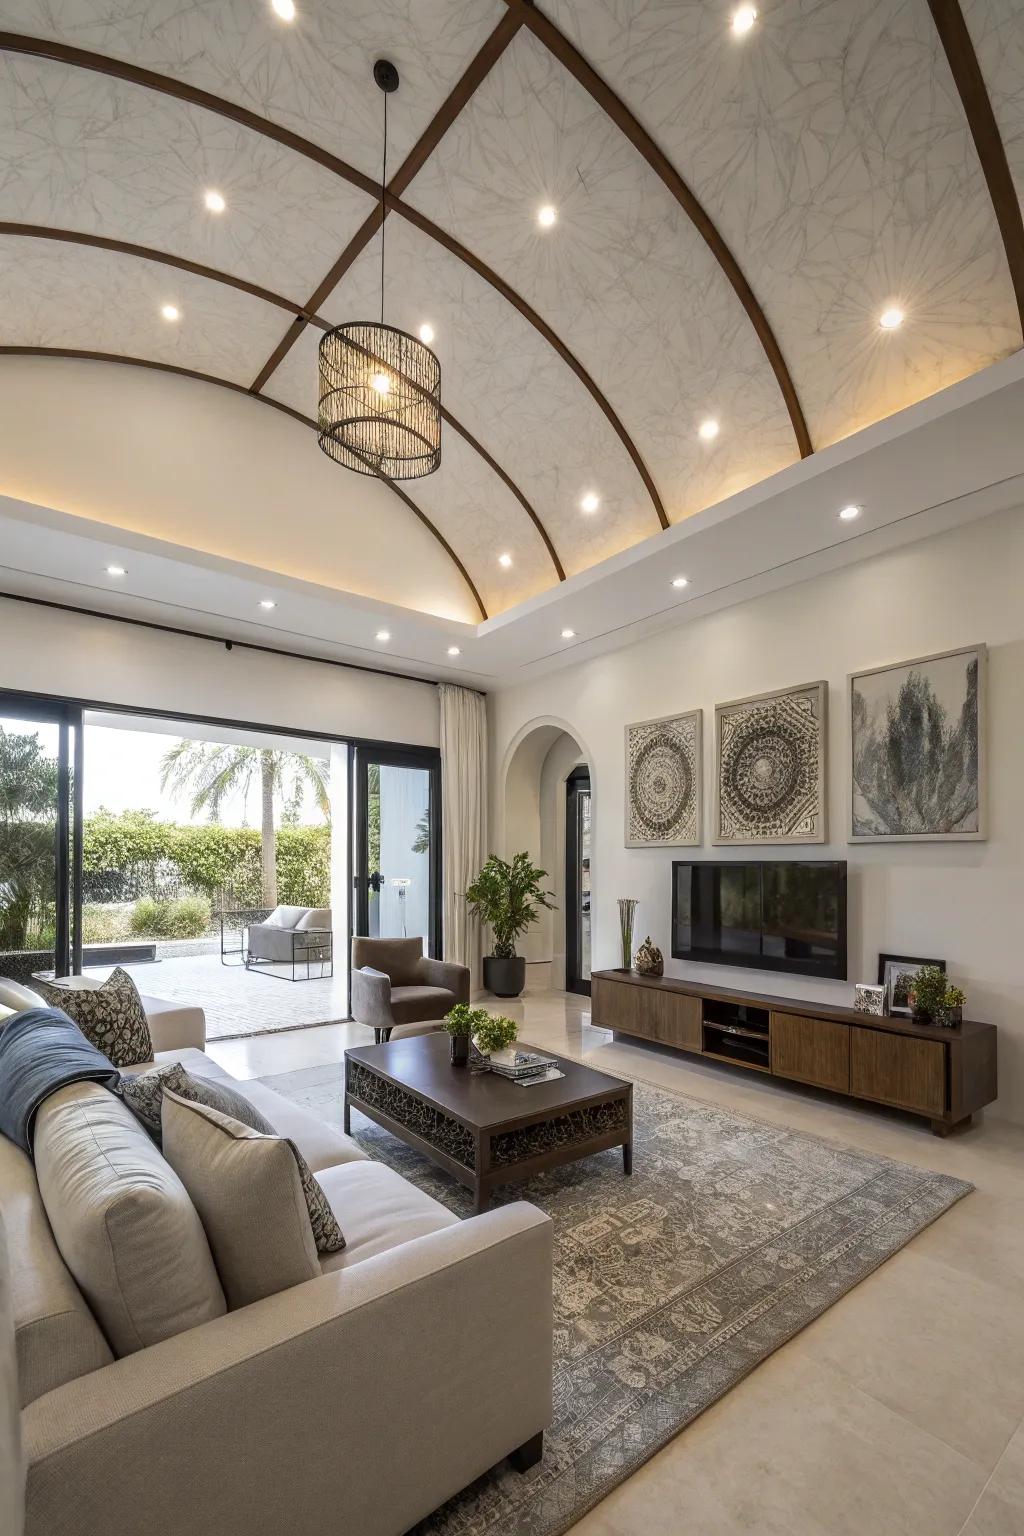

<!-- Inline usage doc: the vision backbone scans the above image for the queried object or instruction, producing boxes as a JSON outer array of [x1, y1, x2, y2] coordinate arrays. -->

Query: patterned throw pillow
[[119, 1062, 344, 1255], [35, 968, 153, 1068]]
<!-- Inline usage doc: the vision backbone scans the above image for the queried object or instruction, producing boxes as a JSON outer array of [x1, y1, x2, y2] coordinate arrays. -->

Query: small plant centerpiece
[[464, 852, 556, 998], [473, 1013, 519, 1065], [443, 1003, 489, 1067], [908, 965, 967, 1027]]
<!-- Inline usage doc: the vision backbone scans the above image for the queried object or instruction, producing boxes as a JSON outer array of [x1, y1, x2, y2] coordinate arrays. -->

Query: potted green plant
[[464, 852, 556, 998], [443, 1003, 489, 1067], [473, 1013, 519, 1063], [908, 965, 966, 1027]]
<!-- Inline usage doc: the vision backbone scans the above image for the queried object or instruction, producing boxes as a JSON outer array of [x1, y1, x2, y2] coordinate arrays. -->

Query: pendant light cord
[[380, 90, 388, 325]]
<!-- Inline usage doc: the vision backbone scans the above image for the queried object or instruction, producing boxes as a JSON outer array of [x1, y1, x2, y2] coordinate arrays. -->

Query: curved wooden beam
[[0, 346, 489, 621], [0, 220, 566, 581], [925, 0, 1024, 334], [506, 0, 813, 458], [0, 30, 668, 532]]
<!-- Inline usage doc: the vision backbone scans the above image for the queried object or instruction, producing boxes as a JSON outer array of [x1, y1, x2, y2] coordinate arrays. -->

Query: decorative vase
[[449, 1032, 470, 1067], [633, 936, 663, 977], [934, 1004, 963, 1029], [483, 955, 526, 998], [617, 898, 638, 971]]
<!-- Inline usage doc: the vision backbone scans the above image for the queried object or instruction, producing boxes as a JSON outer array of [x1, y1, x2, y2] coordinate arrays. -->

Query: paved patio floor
[[86, 952, 350, 1041]]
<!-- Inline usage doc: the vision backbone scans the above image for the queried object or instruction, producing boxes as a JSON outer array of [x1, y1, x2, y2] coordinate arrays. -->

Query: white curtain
[[438, 683, 487, 987]]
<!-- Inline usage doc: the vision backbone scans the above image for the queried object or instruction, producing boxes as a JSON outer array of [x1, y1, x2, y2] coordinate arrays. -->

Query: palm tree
[[160, 742, 330, 906]]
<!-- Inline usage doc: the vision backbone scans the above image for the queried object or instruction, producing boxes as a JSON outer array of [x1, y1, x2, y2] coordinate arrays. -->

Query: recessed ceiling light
[[838, 504, 862, 522], [105, 565, 126, 577], [419, 323, 435, 345], [375, 629, 391, 642], [161, 303, 180, 322], [561, 628, 575, 640], [498, 552, 513, 568], [271, 0, 296, 20], [671, 576, 689, 589], [537, 204, 557, 229], [698, 418, 720, 441], [259, 599, 277, 609], [447, 646, 461, 657], [879, 306, 904, 331], [204, 189, 226, 214], [580, 492, 600, 514], [731, 4, 758, 35]]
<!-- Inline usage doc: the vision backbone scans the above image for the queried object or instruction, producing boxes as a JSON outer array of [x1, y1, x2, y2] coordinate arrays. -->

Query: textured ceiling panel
[[0, 54, 375, 295], [405, 26, 799, 519], [0, 0, 504, 178], [964, 0, 1024, 208], [309, 220, 659, 577], [544, 0, 1020, 447], [265, 323, 555, 615], [0, 235, 287, 383]]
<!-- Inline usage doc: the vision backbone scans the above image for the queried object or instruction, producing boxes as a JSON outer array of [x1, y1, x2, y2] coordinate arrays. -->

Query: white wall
[[491, 505, 1024, 1123], [0, 598, 440, 748]]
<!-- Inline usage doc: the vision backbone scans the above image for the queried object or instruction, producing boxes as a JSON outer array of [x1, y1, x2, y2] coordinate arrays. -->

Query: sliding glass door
[[0, 693, 83, 982], [353, 745, 441, 957]]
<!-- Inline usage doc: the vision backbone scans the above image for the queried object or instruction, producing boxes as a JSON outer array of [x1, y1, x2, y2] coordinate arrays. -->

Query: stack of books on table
[[487, 1050, 558, 1082]]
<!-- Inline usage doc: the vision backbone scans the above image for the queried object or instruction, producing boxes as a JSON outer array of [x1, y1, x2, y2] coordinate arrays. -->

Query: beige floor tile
[[959, 1490, 1024, 1536]]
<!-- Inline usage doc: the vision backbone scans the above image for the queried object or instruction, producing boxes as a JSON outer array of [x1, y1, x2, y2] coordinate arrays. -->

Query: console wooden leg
[[932, 1115, 971, 1137], [509, 1432, 543, 1473]]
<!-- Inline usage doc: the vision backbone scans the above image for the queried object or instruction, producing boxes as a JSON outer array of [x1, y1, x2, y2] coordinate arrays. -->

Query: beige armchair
[[351, 938, 470, 1043]]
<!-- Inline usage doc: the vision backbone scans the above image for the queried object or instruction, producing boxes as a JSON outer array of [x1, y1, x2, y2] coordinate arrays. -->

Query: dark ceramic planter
[[483, 955, 526, 998], [449, 1032, 470, 1067]]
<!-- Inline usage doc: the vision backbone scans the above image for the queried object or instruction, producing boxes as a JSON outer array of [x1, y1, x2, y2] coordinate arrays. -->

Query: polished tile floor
[[208, 991, 1024, 1536]]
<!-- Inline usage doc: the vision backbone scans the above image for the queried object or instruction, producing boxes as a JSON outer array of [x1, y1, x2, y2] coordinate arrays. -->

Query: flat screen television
[[671, 860, 847, 980]]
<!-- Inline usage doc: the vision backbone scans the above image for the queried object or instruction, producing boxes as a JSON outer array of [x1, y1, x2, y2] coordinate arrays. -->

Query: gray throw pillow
[[119, 1063, 344, 1255], [35, 968, 152, 1068]]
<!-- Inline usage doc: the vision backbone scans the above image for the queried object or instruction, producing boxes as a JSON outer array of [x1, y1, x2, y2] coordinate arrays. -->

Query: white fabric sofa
[[0, 973, 206, 1055], [0, 994, 554, 1536]]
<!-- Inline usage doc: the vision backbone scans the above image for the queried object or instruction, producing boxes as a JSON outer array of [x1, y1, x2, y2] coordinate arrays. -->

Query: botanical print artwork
[[850, 645, 986, 841], [714, 683, 827, 844], [625, 711, 701, 847]]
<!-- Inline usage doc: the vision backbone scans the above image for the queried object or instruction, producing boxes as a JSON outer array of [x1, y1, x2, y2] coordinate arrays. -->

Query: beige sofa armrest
[[23, 1204, 553, 1536], [139, 996, 206, 1054], [418, 956, 471, 1005]]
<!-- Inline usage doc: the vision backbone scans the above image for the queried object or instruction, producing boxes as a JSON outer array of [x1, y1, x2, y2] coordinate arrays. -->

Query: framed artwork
[[878, 953, 945, 1018], [625, 710, 702, 847], [849, 644, 987, 842], [713, 681, 828, 844]]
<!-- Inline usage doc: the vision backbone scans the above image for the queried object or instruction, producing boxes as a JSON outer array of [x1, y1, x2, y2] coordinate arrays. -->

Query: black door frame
[[0, 690, 84, 977], [565, 765, 591, 997], [352, 741, 443, 961]]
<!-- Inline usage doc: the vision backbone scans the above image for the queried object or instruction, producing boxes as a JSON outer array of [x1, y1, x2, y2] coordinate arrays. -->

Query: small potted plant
[[464, 852, 556, 998], [444, 1003, 489, 1067], [473, 1013, 519, 1064], [908, 965, 966, 1027]]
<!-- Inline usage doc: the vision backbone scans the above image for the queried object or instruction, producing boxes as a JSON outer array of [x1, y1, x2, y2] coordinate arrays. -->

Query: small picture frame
[[877, 954, 945, 1018], [854, 983, 886, 1016]]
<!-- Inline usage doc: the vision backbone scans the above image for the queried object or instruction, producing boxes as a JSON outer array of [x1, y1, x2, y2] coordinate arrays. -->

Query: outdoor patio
[[85, 952, 353, 1041]]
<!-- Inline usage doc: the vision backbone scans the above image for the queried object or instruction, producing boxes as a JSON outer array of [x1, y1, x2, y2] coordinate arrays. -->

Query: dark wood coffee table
[[343, 1034, 633, 1212]]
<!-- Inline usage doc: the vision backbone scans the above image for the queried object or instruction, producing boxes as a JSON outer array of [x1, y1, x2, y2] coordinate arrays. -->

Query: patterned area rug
[[260, 1059, 972, 1536]]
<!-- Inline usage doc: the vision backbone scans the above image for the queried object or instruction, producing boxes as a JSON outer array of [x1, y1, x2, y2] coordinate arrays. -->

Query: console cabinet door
[[591, 979, 701, 1052], [771, 1012, 849, 1092], [850, 1027, 946, 1116]]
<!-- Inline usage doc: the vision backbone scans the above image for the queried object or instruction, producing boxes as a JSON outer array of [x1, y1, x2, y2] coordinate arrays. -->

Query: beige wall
[[491, 505, 1024, 1124]]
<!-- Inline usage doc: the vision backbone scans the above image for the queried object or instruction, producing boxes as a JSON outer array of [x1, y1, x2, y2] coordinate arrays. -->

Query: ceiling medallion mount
[[318, 58, 441, 480]]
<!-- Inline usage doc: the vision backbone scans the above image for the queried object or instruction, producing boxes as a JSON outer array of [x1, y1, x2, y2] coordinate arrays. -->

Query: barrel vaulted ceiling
[[1, 0, 1022, 623]]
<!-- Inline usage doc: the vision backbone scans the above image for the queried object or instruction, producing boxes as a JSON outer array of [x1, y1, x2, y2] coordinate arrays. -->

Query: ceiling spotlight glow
[[204, 189, 226, 213], [161, 303, 180, 322], [105, 565, 126, 577], [731, 4, 758, 35], [375, 629, 391, 642], [561, 628, 575, 640], [271, 0, 296, 20], [498, 552, 513, 568], [580, 492, 600, 513], [447, 646, 461, 657], [418, 323, 435, 345], [698, 418, 720, 441], [537, 204, 557, 228], [671, 576, 689, 589], [259, 599, 277, 609], [879, 306, 904, 331], [838, 504, 862, 522]]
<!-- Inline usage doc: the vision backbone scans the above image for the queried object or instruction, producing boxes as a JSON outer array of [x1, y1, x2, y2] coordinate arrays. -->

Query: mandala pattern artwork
[[716, 684, 826, 842], [625, 711, 701, 846]]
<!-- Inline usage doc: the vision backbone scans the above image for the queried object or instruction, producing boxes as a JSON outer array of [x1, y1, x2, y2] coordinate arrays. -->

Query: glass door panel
[[566, 767, 591, 996], [354, 746, 440, 956]]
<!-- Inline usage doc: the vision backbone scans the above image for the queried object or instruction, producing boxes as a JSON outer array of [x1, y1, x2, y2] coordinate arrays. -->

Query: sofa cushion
[[33, 1082, 225, 1356], [316, 1160, 459, 1272], [390, 985, 457, 1025], [232, 1079, 370, 1174], [296, 908, 331, 931], [117, 1061, 277, 1142], [0, 1133, 113, 1406], [263, 906, 308, 930], [352, 936, 424, 986], [34, 968, 153, 1068], [0, 980, 44, 1013], [162, 1092, 320, 1308]]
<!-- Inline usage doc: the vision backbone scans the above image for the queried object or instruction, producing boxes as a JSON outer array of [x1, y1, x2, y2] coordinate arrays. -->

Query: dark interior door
[[352, 743, 441, 958], [565, 766, 591, 996]]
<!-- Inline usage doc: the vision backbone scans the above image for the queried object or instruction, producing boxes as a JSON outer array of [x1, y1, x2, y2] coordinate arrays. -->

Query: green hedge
[[83, 811, 330, 909]]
